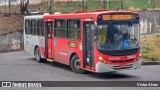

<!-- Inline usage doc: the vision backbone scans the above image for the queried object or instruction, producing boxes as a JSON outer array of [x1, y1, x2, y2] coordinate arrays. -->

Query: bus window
[[98, 26, 107, 44], [46, 22, 53, 38], [67, 19, 80, 40], [31, 19, 37, 35], [37, 19, 44, 36], [54, 19, 66, 38], [25, 20, 31, 35]]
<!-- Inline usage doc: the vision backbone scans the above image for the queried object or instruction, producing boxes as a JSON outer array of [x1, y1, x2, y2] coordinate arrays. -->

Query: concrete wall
[[0, 31, 23, 52], [140, 10, 160, 34]]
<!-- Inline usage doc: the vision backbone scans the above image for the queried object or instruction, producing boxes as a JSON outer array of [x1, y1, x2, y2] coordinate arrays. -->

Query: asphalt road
[[0, 51, 160, 90]]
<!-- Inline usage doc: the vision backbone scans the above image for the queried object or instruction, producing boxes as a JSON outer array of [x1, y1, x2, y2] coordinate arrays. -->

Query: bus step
[[47, 58, 54, 62], [84, 68, 94, 72]]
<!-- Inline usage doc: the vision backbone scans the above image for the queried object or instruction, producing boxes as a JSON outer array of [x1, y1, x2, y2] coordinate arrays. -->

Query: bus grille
[[112, 64, 133, 70], [110, 59, 134, 63]]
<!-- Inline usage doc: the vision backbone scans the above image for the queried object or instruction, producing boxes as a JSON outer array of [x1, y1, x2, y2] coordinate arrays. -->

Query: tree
[[20, 0, 29, 15], [148, 0, 150, 4], [47, 0, 54, 14]]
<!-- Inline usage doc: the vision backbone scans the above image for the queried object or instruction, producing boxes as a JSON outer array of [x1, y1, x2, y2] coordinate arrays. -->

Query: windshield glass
[[96, 21, 140, 51]]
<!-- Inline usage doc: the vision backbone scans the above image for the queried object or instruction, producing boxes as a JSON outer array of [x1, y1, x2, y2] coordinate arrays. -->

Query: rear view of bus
[[94, 12, 141, 72]]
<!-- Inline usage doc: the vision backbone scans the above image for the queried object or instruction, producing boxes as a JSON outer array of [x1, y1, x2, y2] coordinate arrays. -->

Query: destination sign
[[101, 14, 138, 21]]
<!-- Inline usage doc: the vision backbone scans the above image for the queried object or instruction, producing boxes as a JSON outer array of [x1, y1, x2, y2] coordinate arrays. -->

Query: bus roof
[[44, 10, 139, 19], [24, 15, 44, 19]]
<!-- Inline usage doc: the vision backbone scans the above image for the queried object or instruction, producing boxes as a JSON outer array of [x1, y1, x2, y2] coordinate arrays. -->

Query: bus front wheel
[[35, 47, 45, 63], [71, 55, 85, 74]]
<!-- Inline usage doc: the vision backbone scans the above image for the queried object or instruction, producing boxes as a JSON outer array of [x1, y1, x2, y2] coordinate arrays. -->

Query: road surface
[[0, 51, 159, 90]]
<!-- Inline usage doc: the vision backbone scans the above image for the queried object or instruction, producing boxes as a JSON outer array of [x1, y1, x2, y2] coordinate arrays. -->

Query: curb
[[0, 50, 23, 54], [142, 62, 160, 65]]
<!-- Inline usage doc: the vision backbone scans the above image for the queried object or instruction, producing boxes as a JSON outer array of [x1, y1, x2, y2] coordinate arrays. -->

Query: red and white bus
[[24, 10, 141, 73]]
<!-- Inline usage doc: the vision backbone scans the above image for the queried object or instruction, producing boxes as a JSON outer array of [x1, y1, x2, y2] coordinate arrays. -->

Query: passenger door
[[83, 21, 95, 69], [45, 21, 54, 58]]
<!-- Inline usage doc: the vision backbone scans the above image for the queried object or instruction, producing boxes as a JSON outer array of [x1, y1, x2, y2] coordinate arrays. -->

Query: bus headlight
[[98, 56, 103, 61], [139, 53, 142, 57]]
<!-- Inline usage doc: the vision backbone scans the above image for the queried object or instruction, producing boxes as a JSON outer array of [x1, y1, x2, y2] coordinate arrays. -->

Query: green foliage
[[141, 34, 160, 61], [141, 46, 150, 53], [54, 0, 160, 13], [142, 53, 159, 61], [1, 0, 160, 14]]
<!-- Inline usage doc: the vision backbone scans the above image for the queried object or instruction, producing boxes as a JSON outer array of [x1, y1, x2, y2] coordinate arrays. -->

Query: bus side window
[[31, 19, 37, 36], [67, 19, 80, 40], [54, 19, 66, 38], [37, 19, 44, 36], [25, 20, 31, 35]]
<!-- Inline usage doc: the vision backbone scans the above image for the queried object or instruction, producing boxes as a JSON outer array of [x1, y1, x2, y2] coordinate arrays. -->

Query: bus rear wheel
[[71, 55, 85, 74], [35, 47, 45, 63]]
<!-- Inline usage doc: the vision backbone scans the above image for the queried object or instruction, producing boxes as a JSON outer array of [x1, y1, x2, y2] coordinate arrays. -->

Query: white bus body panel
[[24, 15, 45, 58]]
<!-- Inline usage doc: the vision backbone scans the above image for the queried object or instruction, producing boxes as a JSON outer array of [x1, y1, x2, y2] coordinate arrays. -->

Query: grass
[[141, 33, 160, 61], [1, 0, 160, 14], [56, 0, 160, 12]]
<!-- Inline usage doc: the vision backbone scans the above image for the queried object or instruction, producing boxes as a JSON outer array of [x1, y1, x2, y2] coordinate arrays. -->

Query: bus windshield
[[96, 21, 140, 51]]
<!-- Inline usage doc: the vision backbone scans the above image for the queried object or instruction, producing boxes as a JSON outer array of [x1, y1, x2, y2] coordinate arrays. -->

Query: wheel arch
[[69, 52, 78, 66]]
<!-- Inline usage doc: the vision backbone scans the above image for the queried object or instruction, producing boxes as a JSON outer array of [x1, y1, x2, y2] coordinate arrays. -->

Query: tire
[[35, 47, 45, 63], [71, 55, 85, 73]]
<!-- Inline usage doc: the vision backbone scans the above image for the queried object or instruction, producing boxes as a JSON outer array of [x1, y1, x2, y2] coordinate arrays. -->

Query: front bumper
[[96, 59, 141, 73]]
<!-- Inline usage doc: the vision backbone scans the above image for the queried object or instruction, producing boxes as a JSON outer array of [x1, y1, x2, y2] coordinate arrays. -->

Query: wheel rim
[[74, 59, 80, 69]]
